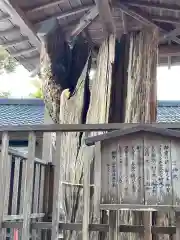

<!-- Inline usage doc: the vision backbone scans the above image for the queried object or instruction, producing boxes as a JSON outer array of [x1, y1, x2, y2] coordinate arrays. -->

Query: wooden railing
[[0, 123, 180, 240]]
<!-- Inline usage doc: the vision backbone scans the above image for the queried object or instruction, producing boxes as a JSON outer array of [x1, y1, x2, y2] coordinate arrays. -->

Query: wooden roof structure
[[2, 0, 180, 72], [85, 124, 180, 146]]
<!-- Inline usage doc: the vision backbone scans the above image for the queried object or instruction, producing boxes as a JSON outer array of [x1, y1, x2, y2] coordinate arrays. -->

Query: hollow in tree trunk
[[40, 24, 171, 239]]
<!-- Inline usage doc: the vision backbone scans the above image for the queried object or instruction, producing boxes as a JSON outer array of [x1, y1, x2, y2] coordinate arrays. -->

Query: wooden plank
[[123, 0, 180, 12], [26, 0, 64, 14], [94, 0, 115, 34], [0, 132, 9, 239], [10, 156, 21, 239], [11, 47, 37, 57], [176, 212, 180, 240], [70, 6, 99, 39], [32, 164, 41, 240], [21, 132, 36, 239], [101, 134, 144, 204], [19, 161, 26, 215], [144, 212, 152, 240], [51, 132, 63, 240], [171, 139, 180, 206], [109, 211, 118, 240], [1, 221, 180, 234], [3, 155, 11, 216], [0, 36, 29, 48], [11, 157, 21, 215], [37, 165, 45, 238], [144, 134, 172, 206], [93, 142, 101, 240], [0, 146, 46, 165], [2, 154, 11, 240], [2, 0, 41, 50], [117, 2, 180, 45], [100, 204, 176, 211], [3, 213, 45, 221], [0, 123, 180, 133], [82, 146, 91, 240], [35, 5, 94, 24]]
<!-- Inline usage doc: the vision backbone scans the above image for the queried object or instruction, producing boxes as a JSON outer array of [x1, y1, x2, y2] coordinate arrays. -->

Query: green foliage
[[29, 77, 43, 99], [0, 47, 18, 74]]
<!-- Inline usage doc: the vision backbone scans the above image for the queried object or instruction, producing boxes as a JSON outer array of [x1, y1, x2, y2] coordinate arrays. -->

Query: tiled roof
[[157, 101, 180, 122], [0, 99, 180, 125], [0, 99, 44, 126]]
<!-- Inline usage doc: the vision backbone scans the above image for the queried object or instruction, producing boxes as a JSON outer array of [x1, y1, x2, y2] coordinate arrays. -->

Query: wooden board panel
[[101, 134, 144, 204], [144, 134, 172, 205], [171, 139, 180, 206]]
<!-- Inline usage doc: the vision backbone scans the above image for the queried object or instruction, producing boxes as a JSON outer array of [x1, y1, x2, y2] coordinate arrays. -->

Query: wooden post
[[11, 157, 21, 239], [144, 211, 152, 240], [93, 142, 102, 240], [21, 132, 36, 239], [82, 140, 91, 240], [32, 163, 41, 240], [51, 132, 63, 240], [176, 212, 180, 240], [0, 132, 9, 239], [109, 210, 118, 240]]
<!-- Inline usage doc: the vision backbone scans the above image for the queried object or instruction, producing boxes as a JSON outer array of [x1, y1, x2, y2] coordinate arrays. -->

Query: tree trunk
[[40, 25, 172, 239]]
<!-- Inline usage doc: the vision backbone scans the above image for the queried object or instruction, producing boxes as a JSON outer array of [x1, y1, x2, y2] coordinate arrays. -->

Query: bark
[[41, 25, 170, 239]]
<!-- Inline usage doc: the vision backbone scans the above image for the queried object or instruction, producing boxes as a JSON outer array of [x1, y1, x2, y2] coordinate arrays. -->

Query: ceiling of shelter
[[1, 0, 180, 72]]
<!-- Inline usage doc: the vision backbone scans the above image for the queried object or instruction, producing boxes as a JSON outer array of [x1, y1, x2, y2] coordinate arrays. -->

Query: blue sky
[[0, 65, 180, 100]]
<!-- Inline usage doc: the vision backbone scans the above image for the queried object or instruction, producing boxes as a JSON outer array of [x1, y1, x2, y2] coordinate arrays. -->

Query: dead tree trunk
[[40, 24, 172, 239]]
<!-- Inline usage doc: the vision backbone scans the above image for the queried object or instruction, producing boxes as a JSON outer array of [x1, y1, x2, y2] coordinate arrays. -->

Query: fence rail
[[0, 123, 180, 240]]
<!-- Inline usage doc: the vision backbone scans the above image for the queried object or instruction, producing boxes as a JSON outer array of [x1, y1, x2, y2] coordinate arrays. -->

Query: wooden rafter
[[151, 15, 180, 25], [124, 0, 180, 12], [0, 37, 29, 48], [69, 6, 99, 39], [117, 2, 180, 45], [11, 47, 37, 57], [25, 0, 64, 14], [34, 4, 94, 24], [121, 12, 127, 34], [94, 0, 115, 34], [0, 13, 10, 21], [1, 0, 41, 51], [0, 27, 19, 37], [162, 27, 180, 42]]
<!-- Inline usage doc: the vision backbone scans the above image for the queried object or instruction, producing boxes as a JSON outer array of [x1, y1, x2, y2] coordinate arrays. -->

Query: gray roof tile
[[157, 101, 180, 122], [0, 99, 44, 126], [0, 99, 180, 126]]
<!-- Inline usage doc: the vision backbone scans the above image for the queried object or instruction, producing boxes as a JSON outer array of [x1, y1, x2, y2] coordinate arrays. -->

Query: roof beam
[[34, 4, 94, 24], [0, 37, 29, 48], [0, 13, 10, 21], [121, 12, 127, 34], [11, 47, 37, 57], [25, 0, 64, 14], [94, 0, 115, 34], [152, 15, 180, 25], [161, 27, 180, 42], [159, 45, 180, 57], [117, 2, 180, 45], [0, 0, 41, 51], [69, 6, 99, 39], [124, 0, 180, 12], [0, 27, 20, 37]]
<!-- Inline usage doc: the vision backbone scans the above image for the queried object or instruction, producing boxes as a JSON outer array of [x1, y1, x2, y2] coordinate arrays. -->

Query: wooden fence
[[1, 123, 180, 240]]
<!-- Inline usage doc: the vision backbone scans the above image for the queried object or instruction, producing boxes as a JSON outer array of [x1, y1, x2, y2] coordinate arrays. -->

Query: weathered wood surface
[[0, 133, 9, 239], [53, 35, 115, 240], [21, 132, 36, 239], [41, 26, 159, 239], [120, 27, 158, 240]]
